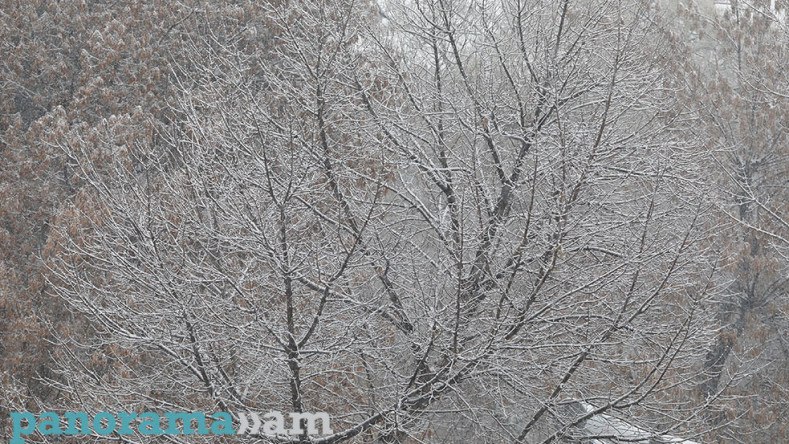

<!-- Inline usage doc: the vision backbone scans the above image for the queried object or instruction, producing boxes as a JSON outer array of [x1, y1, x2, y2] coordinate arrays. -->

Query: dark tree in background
[[668, 0, 788, 441]]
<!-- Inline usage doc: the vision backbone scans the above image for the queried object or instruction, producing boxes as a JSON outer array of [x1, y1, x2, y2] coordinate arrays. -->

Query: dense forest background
[[0, 0, 786, 442]]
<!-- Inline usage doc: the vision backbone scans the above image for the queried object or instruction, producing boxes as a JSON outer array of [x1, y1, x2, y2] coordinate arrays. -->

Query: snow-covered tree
[[46, 0, 722, 442]]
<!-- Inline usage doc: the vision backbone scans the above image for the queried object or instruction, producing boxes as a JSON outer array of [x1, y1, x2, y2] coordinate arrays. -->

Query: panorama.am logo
[[9, 410, 332, 443]]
